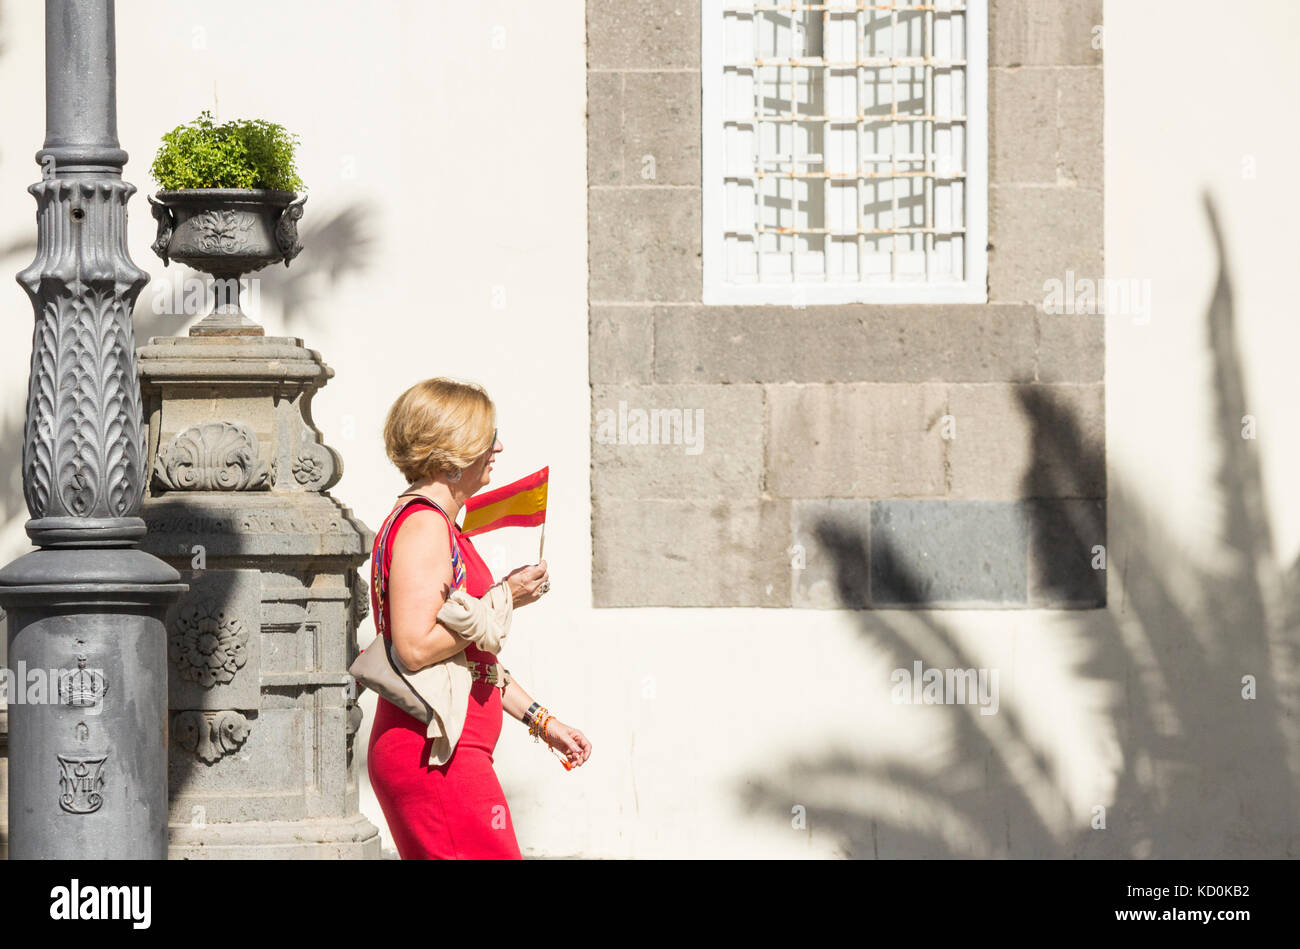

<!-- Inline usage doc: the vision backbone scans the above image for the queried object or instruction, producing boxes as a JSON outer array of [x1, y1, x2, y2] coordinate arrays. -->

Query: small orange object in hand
[[542, 716, 576, 771]]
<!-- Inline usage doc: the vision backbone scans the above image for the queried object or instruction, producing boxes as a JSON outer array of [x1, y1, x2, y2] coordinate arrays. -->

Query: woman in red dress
[[367, 378, 592, 859]]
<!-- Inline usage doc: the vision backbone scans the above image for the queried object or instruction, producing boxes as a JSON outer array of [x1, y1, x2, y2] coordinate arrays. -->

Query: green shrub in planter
[[148, 111, 308, 336], [150, 110, 304, 192]]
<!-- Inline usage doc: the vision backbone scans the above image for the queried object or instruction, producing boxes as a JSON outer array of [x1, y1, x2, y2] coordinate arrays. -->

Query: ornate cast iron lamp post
[[0, 0, 186, 858]]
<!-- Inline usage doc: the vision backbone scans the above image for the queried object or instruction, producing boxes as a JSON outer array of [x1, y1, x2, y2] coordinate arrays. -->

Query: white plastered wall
[[0, 0, 1295, 857]]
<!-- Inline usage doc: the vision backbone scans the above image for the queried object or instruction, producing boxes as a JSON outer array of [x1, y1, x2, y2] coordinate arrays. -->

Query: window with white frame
[[702, 0, 987, 304]]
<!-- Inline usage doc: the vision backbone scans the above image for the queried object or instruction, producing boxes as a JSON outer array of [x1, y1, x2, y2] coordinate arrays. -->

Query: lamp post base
[[0, 546, 186, 860]]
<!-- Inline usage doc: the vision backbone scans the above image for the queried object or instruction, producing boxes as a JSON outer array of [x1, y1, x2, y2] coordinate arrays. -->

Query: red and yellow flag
[[460, 466, 548, 537]]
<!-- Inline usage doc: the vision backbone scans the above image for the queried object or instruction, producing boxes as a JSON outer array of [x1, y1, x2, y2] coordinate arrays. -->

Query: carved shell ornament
[[153, 421, 271, 491], [170, 599, 250, 688], [172, 710, 251, 764]]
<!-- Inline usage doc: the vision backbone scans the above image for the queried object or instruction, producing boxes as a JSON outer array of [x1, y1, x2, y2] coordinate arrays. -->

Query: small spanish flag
[[461, 466, 548, 537]]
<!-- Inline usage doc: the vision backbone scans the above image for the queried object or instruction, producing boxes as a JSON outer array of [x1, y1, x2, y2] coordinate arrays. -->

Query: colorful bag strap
[[372, 495, 466, 640]]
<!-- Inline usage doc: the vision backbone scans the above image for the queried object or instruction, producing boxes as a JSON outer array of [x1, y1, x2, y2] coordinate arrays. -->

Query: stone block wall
[[588, 0, 1104, 608]]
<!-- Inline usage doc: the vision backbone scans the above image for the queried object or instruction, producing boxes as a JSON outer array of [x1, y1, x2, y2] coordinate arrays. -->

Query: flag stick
[[538, 520, 546, 564]]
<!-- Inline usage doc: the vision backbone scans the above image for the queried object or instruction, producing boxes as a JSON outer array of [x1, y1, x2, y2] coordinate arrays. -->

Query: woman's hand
[[506, 560, 549, 607], [543, 719, 592, 768]]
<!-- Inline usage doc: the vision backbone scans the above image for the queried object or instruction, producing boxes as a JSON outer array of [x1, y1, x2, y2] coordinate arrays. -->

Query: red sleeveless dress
[[366, 498, 523, 860]]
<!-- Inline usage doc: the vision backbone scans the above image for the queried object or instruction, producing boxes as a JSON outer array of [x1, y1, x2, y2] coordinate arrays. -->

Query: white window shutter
[[703, 0, 988, 305]]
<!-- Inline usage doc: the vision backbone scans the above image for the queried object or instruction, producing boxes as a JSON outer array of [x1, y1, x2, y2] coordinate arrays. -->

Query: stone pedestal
[[137, 334, 379, 859]]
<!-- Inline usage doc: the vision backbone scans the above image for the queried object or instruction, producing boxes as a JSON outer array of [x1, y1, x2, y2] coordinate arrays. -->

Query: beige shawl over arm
[[391, 578, 514, 766]]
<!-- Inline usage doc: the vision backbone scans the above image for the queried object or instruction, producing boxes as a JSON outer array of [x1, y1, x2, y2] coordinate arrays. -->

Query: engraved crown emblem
[[59, 652, 107, 708]]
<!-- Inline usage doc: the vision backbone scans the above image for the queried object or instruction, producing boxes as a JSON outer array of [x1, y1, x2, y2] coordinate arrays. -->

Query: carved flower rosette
[[169, 598, 251, 688]]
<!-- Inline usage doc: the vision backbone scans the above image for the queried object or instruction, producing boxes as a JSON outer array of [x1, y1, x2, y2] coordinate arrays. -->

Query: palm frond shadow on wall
[[737, 194, 1300, 858]]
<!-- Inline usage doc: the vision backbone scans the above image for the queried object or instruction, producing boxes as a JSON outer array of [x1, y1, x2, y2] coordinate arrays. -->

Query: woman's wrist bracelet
[[527, 705, 549, 740]]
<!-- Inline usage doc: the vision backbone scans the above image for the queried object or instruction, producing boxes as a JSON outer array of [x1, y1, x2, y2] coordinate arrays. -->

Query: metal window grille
[[702, 0, 988, 304]]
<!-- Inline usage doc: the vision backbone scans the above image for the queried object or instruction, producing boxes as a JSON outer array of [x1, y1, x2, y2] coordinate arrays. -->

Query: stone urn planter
[[149, 188, 306, 336]]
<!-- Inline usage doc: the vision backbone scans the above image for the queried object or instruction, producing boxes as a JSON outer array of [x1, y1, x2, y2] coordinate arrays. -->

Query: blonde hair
[[383, 378, 496, 483]]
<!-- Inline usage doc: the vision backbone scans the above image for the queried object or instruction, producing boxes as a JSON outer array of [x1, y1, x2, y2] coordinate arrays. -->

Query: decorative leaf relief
[[24, 301, 60, 517], [18, 180, 150, 520], [60, 294, 102, 516], [102, 295, 146, 516], [194, 210, 254, 254]]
